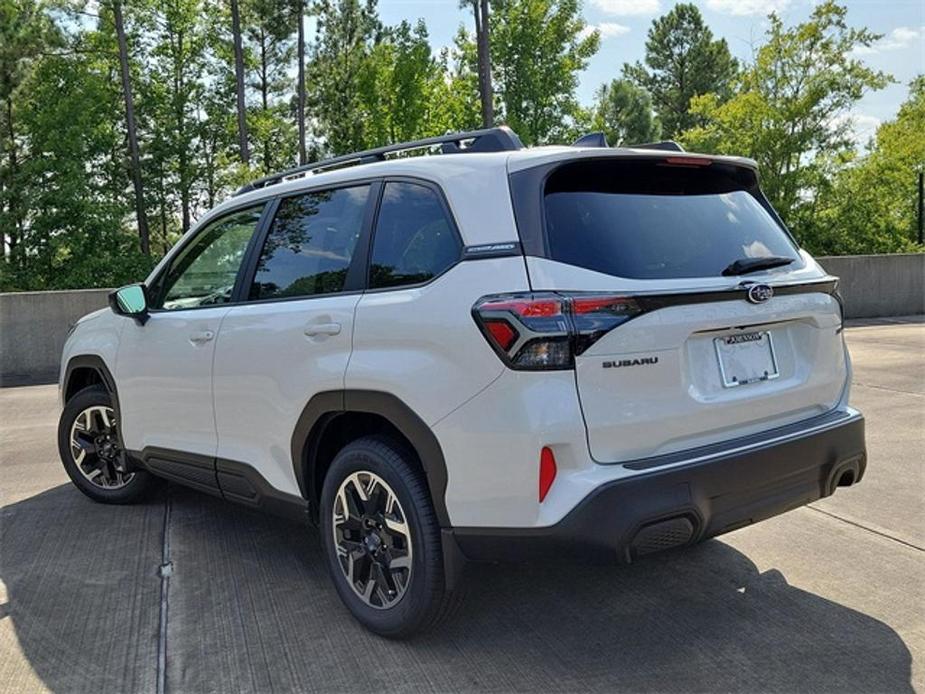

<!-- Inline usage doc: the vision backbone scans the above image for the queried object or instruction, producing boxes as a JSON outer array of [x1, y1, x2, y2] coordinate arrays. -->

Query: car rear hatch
[[507, 154, 847, 463]]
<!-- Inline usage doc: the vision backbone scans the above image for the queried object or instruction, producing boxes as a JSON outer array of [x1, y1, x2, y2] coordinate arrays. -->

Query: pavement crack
[[852, 382, 924, 397], [806, 505, 924, 553], [157, 487, 173, 694]]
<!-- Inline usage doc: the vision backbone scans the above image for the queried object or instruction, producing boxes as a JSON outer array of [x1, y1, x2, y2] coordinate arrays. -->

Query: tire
[[57, 385, 159, 504], [320, 435, 460, 638]]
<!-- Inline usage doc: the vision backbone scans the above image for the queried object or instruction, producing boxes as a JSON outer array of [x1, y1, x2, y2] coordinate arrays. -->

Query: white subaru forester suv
[[58, 127, 866, 637]]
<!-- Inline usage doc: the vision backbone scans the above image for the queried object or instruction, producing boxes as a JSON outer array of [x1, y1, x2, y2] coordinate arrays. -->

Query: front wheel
[[57, 385, 159, 504], [320, 436, 459, 638]]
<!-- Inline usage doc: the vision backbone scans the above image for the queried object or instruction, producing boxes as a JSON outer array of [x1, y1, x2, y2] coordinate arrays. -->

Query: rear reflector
[[484, 320, 519, 351], [539, 447, 557, 502]]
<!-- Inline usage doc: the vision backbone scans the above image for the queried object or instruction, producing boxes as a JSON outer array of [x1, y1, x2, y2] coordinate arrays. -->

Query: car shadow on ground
[[1, 483, 914, 693]]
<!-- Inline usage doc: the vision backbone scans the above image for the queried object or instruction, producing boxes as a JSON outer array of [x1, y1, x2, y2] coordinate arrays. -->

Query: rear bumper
[[451, 410, 866, 563]]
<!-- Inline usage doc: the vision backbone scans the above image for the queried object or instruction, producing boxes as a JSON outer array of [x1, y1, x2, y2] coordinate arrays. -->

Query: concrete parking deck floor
[[1, 318, 923, 693]]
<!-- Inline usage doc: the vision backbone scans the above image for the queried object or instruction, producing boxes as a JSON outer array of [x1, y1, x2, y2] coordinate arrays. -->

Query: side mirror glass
[[109, 284, 149, 324]]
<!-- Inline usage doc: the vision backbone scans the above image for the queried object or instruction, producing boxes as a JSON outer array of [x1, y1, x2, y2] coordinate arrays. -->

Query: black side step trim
[[129, 448, 309, 522]]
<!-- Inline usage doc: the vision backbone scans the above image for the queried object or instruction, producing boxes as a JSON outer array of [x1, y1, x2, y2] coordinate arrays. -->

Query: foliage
[[623, 3, 737, 139], [485, 0, 599, 145], [306, 0, 382, 155], [0, 0, 919, 292], [809, 78, 925, 254], [682, 1, 892, 251], [591, 79, 660, 146]]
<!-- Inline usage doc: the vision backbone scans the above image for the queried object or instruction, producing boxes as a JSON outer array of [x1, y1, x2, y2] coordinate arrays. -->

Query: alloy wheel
[[332, 471, 413, 609], [69, 405, 134, 489]]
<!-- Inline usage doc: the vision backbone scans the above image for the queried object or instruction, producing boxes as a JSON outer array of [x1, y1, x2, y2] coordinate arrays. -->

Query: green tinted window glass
[[157, 205, 263, 310]]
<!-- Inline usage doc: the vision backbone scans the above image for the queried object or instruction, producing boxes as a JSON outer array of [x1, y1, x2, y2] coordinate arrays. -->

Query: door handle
[[189, 330, 215, 345], [304, 322, 342, 337]]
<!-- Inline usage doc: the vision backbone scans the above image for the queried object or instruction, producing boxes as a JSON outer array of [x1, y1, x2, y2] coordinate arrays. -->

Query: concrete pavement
[[1, 318, 922, 693]]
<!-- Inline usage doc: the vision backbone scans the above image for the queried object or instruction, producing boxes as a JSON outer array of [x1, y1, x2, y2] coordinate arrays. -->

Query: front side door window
[[153, 205, 264, 310]]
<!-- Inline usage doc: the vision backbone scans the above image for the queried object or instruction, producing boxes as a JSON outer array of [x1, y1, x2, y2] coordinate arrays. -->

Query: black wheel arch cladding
[[291, 390, 451, 528]]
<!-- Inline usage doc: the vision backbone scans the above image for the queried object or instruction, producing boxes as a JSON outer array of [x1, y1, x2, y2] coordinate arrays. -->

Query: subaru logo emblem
[[747, 284, 774, 304]]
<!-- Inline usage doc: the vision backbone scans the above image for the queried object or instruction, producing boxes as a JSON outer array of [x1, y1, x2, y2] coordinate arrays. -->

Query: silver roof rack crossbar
[[234, 126, 524, 197]]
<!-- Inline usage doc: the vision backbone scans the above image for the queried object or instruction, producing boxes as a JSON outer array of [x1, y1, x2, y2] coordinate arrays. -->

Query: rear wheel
[[320, 436, 459, 638], [57, 385, 159, 503]]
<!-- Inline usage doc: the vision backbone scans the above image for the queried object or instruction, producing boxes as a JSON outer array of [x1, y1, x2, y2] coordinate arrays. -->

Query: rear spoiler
[[571, 132, 684, 152]]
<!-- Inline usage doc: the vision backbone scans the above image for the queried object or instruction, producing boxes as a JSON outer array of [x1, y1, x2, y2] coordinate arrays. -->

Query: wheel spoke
[[73, 432, 96, 454], [331, 469, 413, 610], [386, 549, 411, 571], [69, 405, 133, 490], [383, 515, 409, 540]]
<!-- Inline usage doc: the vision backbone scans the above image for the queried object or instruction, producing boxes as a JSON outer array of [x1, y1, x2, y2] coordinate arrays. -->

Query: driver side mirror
[[109, 284, 149, 325]]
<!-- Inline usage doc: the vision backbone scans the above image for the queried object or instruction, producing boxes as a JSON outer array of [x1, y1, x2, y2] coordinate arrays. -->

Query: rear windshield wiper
[[722, 256, 794, 276]]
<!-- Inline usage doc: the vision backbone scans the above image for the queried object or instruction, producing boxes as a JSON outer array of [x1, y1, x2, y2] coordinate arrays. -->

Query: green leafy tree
[[485, 0, 599, 145], [809, 77, 925, 254], [137, 0, 210, 233], [623, 3, 737, 139], [307, 0, 382, 155], [1, 15, 153, 291], [359, 20, 459, 145], [591, 78, 661, 146], [0, 0, 61, 279], [243, 0, 298, 174], [682, 1, 891, 243]]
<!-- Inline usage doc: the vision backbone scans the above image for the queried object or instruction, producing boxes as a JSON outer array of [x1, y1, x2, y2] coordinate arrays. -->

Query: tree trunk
[[260, 31, 270, 173], [297, 0, 306, 165], [231, 0, 250, 164], [475, 0, 493, 128], [113, 1, 150, 256], [4, 96, 21, 263]]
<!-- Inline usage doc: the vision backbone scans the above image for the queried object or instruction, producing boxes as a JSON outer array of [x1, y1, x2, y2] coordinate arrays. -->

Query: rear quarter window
[[542, 159, 801, 280]]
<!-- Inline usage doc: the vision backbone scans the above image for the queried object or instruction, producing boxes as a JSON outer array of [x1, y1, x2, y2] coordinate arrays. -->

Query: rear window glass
[[543, 159, 800, 280]]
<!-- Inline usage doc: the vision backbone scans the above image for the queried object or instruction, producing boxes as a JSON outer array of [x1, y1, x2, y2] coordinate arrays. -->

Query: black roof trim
[[626, 140, 685, 152]]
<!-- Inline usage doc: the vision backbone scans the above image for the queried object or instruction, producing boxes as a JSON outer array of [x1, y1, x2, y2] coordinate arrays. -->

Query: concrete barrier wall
[[817, 254, 925, 319], [0, 254, 922, 385], [0, 289, 111, 386]]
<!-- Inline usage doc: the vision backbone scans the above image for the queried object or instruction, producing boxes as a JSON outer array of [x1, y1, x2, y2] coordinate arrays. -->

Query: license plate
[[714, 331, 780, 388]]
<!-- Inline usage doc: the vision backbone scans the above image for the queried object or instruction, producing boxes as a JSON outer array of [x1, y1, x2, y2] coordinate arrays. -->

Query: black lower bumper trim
[[452, 412, 866, 563]]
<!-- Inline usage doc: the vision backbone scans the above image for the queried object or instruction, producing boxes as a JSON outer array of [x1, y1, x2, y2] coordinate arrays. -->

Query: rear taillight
[[473, 292, 642, 370]]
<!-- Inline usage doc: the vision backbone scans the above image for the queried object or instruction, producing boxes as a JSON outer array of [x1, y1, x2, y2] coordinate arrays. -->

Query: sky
[[371, 0, 925, 146]]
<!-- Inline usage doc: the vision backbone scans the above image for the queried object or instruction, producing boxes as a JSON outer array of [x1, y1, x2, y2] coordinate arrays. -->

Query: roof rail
[[626, 140, 684, 152], [233, 126, 524, 197]]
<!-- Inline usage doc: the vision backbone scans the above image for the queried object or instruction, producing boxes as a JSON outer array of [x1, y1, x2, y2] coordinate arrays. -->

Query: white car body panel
[[346, 258, 527, 427], [115, 308, 230, 457], [58, 143, 861, 537], [212, 294, 361, 495], [59, 309, 124, 406]]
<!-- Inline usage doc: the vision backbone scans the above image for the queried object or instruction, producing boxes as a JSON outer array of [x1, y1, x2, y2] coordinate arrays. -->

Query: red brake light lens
[[484, 319, 519, 351], [473, 292, 643, 370], [539, 447, 557, 502], [476, 298, 562, 317], [662, 156, 712, 167]]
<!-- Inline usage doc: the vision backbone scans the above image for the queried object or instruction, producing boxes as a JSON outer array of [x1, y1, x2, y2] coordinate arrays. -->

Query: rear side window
[[369, 182, 460, 289], [543, 159, 801, 280], [249, 185, 370, 300]]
